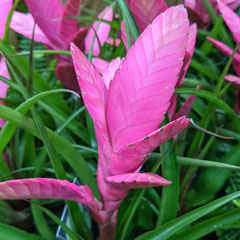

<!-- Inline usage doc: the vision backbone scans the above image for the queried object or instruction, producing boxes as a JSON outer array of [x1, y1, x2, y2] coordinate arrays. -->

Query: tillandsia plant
[[10, 0, 113, 92], [2, 0, 240, 239], [0, 4, 191, 239]]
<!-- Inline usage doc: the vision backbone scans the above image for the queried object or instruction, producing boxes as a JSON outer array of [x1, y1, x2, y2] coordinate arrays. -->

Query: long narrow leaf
[[0, 223, 44, 240], [170, 208, 240, 240], [135, 191, 240, 240], [157, 140, 179, 226], [185, 142, 240, 208]]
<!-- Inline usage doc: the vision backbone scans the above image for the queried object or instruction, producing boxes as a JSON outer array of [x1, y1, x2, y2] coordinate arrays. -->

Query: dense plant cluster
[[0, 0, 240, 239]]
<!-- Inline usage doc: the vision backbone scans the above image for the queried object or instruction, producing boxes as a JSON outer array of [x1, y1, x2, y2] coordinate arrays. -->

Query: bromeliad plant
[[0, 5, 191, 239], [2, 0, 240, 240]]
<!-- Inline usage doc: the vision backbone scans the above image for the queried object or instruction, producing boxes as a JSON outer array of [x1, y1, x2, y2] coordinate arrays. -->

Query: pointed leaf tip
[[106, 173, 172, 189]]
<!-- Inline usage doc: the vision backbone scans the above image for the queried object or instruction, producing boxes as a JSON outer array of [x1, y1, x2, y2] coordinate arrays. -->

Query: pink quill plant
[[207, 0, 240, 113], [10, 0, 113, 92], [184, 0, 240, 28], [0, 0, 12, 128], [0, 5, 191, 239]]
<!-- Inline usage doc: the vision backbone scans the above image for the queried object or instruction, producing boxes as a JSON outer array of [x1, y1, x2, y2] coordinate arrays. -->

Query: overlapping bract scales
[[168, 23, 197, 121], [92, 57, 122, 89], [106, 173, 172, 189], [0, 178, 91, 204], [0, 5, 192, 239], [107, 5, 190, 149], [109, 117, 190, 176], [0, 178, 110, 223]]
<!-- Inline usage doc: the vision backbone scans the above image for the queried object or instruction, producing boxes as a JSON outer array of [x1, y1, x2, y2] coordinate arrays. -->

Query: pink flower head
[[71, 5, 191, 238]]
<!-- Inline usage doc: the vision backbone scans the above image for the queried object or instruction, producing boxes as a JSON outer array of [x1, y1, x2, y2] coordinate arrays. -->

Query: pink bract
[[71, 5, 191, 238]]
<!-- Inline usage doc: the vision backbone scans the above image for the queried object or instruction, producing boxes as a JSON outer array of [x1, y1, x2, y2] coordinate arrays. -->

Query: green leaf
[[190, 59, 218, 81], [0, 40, 89, 144], [31, 108, 67, 179], [31, 203, 80, 240], [135, 191, 240, 240], [169, 208, 240, 240], [31, 204, 55, 240], [13, 50, 71, 57], [177, 156, 240, 170], [200, 17, 224, 55], [0, 223, 44, 240], [175, 88, 240, 129], [0, 89, 79, 168], [185, 142, 240, 208], [157, 141, 179, 226]]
